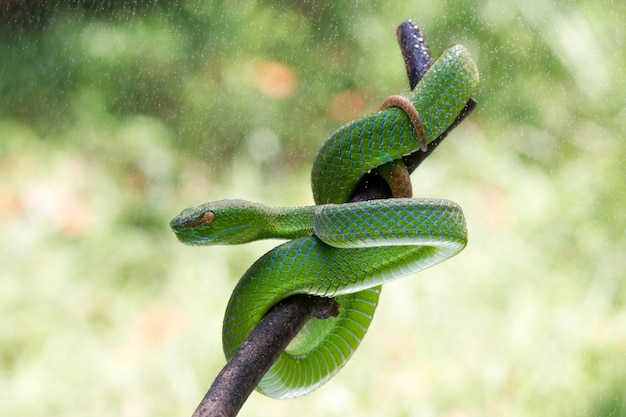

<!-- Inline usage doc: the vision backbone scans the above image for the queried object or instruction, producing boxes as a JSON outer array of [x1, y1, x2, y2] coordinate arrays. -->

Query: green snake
[[171, 44, 479, 399]]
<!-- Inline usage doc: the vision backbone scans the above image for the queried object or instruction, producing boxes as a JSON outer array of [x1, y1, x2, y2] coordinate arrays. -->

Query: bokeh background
[[1, 1, 625, 416]]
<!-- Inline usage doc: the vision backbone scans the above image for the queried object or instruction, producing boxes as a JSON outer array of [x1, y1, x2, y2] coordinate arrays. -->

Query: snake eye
[[186, 211, 215, 228], [202, 211, 215, 225]]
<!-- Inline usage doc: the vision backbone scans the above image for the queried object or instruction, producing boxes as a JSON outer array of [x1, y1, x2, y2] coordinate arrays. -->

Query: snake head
[[170, 199, 266, 246]]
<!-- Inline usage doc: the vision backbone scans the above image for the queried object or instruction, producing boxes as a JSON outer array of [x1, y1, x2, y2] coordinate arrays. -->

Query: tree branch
[[191, 20, 476, 417], [192, 295, 339, 417], [397, 19, 433, 90]]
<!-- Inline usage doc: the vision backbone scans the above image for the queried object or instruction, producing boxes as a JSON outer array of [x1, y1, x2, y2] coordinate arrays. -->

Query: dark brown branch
[[397, 20, 434, 90], [192, 295, 339, 417], [191, 20, 476, 417]]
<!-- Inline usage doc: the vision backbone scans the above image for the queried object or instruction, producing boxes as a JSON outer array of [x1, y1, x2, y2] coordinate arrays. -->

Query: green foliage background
[[1, 1, 625, 416]]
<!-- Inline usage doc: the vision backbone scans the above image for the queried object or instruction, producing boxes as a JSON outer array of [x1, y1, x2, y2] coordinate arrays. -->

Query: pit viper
[[171, 44, 479, 399]]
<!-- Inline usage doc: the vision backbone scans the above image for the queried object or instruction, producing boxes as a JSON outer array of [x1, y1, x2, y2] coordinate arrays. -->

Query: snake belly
[[222, 45, 479, 399]]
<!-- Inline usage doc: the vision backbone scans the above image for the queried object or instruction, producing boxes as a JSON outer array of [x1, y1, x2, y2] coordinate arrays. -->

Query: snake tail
[[311, 44, 479, 205]]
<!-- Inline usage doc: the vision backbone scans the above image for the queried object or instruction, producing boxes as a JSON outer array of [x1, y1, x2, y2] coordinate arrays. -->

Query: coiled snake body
[[171, 45, 479, 399]]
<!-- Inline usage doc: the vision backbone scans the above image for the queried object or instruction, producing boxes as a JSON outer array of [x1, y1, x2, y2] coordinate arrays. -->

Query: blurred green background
[[1, 1, 625, 416]]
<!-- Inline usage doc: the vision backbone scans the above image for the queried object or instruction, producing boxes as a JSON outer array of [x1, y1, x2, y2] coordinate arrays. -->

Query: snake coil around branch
[[171, 20, 479, 417]]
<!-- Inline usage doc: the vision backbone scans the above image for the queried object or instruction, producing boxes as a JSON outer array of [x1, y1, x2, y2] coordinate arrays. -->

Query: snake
[[170, 44, 479, 399]]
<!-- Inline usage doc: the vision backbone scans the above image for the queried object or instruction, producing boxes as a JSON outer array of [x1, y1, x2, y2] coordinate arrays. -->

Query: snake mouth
[[171, 223, 254, 246], [171, 229, 207, 246]]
